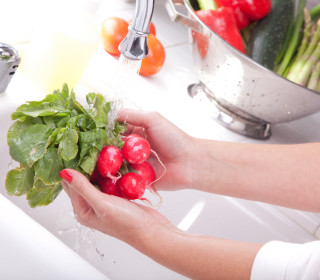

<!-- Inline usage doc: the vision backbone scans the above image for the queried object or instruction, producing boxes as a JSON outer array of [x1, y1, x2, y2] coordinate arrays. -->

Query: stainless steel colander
[[166, 0, 320, 139]]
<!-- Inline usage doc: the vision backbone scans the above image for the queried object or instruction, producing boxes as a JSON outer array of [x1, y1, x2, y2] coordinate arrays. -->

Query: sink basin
[[0, 80, 318, 279], [0, 91, 108, 280]]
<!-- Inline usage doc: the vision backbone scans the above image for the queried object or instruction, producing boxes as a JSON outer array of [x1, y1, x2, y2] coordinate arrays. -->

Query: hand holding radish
[[59, 108, 320, 280], [118, 109, 196, 191], [59, 109, 196, 243], [60, 169, 173, 244]]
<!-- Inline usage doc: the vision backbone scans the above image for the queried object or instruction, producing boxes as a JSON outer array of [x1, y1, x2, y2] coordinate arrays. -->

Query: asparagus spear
[[293, 40, 320, 86], [276, 0, 306, 76], [317, 79, 320, 92], [293, 8, 312, 61], [307, 61, 320, 90], [286, 19, 320, 83]]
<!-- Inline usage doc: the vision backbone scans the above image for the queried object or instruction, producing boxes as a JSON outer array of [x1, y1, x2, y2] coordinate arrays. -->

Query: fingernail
[[59, 169, 73, 183]]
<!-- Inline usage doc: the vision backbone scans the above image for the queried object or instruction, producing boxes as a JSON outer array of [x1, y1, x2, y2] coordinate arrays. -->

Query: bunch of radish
[[90, 134, 156, 200]]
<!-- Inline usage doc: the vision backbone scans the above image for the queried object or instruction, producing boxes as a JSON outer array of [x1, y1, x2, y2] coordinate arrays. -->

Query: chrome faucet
[[119, 0, 155, 60], [0, 43, 20, 94]]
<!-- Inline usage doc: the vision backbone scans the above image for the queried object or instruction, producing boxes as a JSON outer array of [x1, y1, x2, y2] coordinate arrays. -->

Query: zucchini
[[247, 0, 294, 70]]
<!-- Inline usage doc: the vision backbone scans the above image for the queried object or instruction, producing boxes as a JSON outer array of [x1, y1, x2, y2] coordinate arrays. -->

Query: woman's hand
[[60, 168, 260, 280], [60, 169, 173, 245], [118, 109, 195, 191]]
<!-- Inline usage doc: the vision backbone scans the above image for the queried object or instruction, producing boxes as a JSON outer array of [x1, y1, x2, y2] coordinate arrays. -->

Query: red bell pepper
[[214, 0, 271, 27], [192, 30, 209, 58], [214, 0, 250, 30], [237, 0, 272, 21], [196, 8, 246, 54]]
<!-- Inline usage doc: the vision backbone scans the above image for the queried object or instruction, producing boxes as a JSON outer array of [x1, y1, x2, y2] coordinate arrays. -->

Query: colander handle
[[165, 0, 202, 32]]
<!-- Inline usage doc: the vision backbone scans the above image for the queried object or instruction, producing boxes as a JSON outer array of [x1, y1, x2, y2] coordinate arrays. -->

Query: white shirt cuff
[[250, 240, 320, 280]]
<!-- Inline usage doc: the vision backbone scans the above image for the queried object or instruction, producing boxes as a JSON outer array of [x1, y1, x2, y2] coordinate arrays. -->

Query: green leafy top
[[5, 84, 125, 207]]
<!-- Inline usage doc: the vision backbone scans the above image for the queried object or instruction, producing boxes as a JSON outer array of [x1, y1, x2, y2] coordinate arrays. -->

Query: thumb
[[118, 109, 156, 129], [59, 169, 103, 206]]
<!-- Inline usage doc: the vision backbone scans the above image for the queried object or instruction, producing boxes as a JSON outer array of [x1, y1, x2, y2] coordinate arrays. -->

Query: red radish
[[89, 168, 101, 185], [117, 172, 145, 200], [122, 135, 151, 164], [97, 146, 123, 178], [124, 133, 142, 142], [130, 162, 156, 188], [97, 176, 122, 197]]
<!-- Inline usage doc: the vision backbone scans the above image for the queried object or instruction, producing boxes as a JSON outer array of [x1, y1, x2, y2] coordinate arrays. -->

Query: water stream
[[58, 211, 105, 261], [107, 54, 142, 130]]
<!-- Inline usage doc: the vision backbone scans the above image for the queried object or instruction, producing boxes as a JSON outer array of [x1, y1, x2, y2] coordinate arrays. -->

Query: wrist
[[188, 138, 216, 191], [178, 136, 207, 190], [132, 221, 181, 252]]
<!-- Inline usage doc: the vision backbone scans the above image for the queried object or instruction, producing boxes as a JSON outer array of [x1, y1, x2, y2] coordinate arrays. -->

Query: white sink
[[0, 91, 108, 280], [0, 78, 318, 280]]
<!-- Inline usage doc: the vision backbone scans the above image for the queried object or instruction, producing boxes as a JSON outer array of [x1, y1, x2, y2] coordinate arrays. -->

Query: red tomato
[[101, 17, 129, 56], [149, 22, 156, 36], [139, 34, 165, 76]]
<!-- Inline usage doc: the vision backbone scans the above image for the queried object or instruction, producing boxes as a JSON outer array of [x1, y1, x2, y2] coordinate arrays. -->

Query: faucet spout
[[119, 0, 155, 60]]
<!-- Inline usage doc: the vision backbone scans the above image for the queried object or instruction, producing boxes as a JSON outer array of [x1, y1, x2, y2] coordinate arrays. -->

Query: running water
[[58, 211, 105, 261], [107, 54, 142, 130], [119, 54, 142, 77]]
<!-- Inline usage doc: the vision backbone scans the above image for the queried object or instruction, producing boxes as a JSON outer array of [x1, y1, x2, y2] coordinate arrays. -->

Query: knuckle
[[149, 111, 161, 119], [146, 111, 162, 126]]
